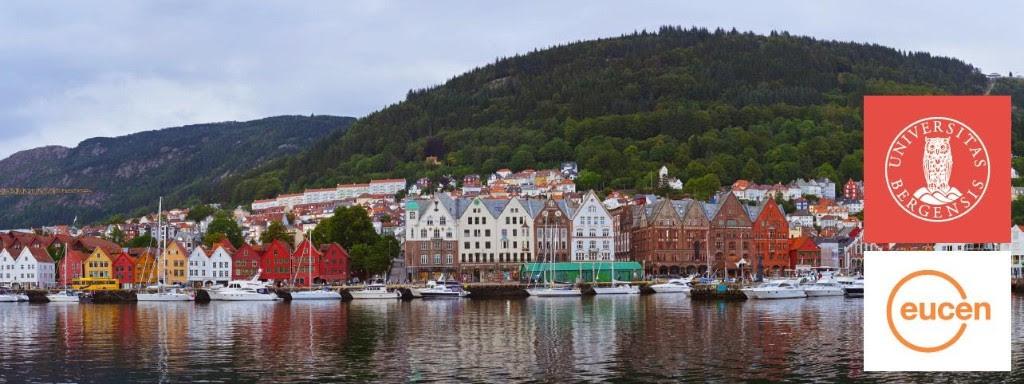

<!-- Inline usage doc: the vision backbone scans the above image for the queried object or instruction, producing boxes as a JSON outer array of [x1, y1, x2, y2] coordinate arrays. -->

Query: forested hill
[[0, 115, 354, 227], [225, 26, 988, 204]]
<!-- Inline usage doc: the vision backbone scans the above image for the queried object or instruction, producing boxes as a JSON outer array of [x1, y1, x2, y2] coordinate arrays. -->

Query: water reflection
[[0, 296, 1020, 382]]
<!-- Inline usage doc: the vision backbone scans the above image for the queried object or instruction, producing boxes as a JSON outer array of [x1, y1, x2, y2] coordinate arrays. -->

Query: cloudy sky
[[1, 1, 1020, 158]]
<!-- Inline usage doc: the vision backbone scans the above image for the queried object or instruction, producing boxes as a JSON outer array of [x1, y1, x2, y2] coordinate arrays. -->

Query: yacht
[[0, 287, 27, 302], [802, 279, 845, 297], [137, 287, 194, 302], [593, 281, 640, 295], [741, 280, 806, 300], [350, 281, 402, 299], [290, 287, 343, 300], [525, 286, 582, 297], [46, 289, 81, 303], [839, 276, 864, 298], [417, 280, 469, 298], [209, 270, 280, 301], [649, 278, 692, 294]]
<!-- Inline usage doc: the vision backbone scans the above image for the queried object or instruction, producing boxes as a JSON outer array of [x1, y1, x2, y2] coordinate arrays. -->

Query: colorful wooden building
[[83, 247, 115, 279], [112, 252, 137, 288], [162, 241, 189, 285]]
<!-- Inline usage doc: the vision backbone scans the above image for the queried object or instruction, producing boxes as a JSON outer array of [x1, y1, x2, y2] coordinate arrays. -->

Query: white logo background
[[864, 251, 1010, 371]]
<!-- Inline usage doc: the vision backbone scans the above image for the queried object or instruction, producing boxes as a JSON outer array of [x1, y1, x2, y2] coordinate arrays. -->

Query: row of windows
[[419, 254, 454, 265], [460, 253, 533, 263]]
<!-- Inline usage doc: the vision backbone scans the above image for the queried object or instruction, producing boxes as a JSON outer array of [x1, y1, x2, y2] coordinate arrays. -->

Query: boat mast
[[158, 197, 164, 293]]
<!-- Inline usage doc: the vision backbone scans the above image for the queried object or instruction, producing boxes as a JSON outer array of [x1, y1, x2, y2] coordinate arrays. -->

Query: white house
[[368, 179, 406, 195], [208, 244, 234, 286], [187, 246, 212, 286], [10, 248, 56, 289], [0, 249, 15, 284], [495, 198, 538, 265], [571, 190, 615, 261], [1011, 226, 1024, 277]]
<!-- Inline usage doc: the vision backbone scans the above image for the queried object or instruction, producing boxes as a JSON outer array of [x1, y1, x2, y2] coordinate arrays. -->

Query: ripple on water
[[0, 296, 1022, 382]]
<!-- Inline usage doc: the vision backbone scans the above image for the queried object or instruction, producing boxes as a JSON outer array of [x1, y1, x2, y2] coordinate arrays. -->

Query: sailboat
[[47, 238, 80, 303], [290, 237, 341, 300], [137, 197, 194, 302], [593, 260, 639, 295], [525, 220, 581, 297]]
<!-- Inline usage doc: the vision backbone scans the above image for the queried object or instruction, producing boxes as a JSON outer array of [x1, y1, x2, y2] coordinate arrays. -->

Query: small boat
[[137, 288, 194, 302], [46, 289, 81, 303], [802, 279, 845, 297], [209, 270, 280, 301], [417, 280, 469, 298], [526, 286, 582, 297], [649, 278, 692, 294], [350, 281, 402, 299], [742, 280, 806, 300], [593, 281, 640, 295], [290, 287, 343, 300]]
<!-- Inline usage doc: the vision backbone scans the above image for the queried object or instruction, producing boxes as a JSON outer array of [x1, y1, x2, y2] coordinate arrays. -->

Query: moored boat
[[839, 277, 864, 298], [417, 280, 469, 298], [802, 279, 845, 297], [290, 287, 343, 300], [0, 287, 25, 302], [46, 289, 81, 303], [526, 286, 582, 297], [649, 278, 692, 294], [350, 281, 402, 299], [592, 281, 640, 295], [742, 280, 806, 300], [137, 288, 194, 302], [209, 269, 280, 301]]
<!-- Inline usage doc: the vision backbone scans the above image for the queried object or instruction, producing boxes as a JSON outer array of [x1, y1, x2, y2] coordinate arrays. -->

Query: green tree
[[106, 226, 125, 245], [186, 204, 217, 222], [311, 206, 379, 249], [684, 173, 721, 200], [1013, 196, 1024, 225], [205, 211, 243, 248], [126, 233, 155, 248], [260, 220, 293, 247], [741, 159, 763, 181], [576, 170, 602, 191]]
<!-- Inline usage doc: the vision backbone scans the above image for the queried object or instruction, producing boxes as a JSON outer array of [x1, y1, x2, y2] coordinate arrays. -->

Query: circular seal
[[884, 117, 990, 223]]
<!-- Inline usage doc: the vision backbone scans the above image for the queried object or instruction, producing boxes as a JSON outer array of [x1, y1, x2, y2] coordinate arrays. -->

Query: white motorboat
[[137, 288, 194, 302], [650, 278, 692, 294], [802, 279, 845, 297], [526, 286, 582, 297], [209, 269, 280, 301], [290, 287, 343, 300], [417, 280, 469, 298], [593, 281, 640, 295], [0, 287, 24, 302], [839, 276, 864, 298], [350, 282, 402, 299], [46, 289, 81, 303], [742, 280, 806, 300]]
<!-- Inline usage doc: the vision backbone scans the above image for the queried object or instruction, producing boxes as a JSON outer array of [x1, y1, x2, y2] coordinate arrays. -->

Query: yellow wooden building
[[83, 247, 114, 279], [132, 248, 159, 285], [162, 241, 189, 285]]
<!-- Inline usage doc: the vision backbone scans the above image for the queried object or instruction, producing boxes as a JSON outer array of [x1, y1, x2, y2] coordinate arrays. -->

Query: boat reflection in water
[[1, 295, 1022, 382]]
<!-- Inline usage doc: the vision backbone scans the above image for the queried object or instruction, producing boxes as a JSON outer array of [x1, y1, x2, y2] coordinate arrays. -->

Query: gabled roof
[[28, 248, 54, 263], [76, 236, 122, 254], [520, 199, 547, 219]]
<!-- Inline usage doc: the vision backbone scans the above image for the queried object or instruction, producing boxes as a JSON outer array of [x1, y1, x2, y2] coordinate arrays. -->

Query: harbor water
[[0, 295, 1021, 383]]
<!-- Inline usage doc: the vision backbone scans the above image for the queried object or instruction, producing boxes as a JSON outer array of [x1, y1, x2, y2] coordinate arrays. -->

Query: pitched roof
[[76, 236, 122, 254], [28, 248, 54, 263]]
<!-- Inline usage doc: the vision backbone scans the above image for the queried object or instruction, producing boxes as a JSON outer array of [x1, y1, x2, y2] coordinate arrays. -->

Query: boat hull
[[649, 285, 690, 294], [350, 290, 402, 299], [593, 286, 640, 295], [418, 291, 469, 298], [0, 295, 20, 303], [843, 287, 864, 298], [46, 294, 80, 303], [137, 293, 194, 302], [209, 292, 280, 301], [290, 291, 343, 300], [526, 288, 582, 297], [804, 288, 844, 297], [742, 289, 806, 300]]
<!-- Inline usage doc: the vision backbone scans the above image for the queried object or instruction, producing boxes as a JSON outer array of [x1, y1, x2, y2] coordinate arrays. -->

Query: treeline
[[225, 26, 987, 204]]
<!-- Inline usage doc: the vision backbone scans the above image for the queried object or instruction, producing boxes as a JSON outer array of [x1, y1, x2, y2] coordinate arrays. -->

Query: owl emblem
[[912, 137, 961, 205]]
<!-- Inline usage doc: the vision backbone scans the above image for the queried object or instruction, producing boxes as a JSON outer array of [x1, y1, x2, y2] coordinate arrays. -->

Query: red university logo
[[865, 96, 1010, 243]]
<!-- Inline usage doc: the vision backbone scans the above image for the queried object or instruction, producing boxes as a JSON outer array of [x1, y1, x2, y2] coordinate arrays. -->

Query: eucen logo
[[865, 251, 1009, 371], [865, 96, 1009, 243]]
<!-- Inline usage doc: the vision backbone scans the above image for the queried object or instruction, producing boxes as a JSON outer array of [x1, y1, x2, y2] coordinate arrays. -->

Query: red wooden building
[[751, 198, 791, 278], [58, 250, 88, 286], [259, 239, 294, 284], [291, 239, 322, 287], [112, 252, 137, 287], [231, 243, 263, 280], [319, 243, 350, 284], [788, 236, 821, 269]]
